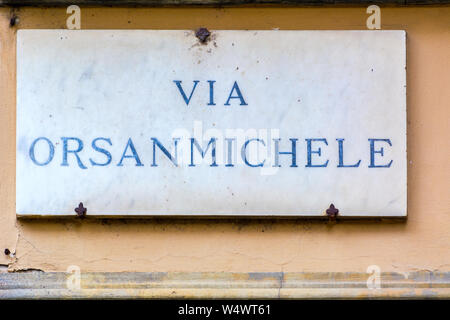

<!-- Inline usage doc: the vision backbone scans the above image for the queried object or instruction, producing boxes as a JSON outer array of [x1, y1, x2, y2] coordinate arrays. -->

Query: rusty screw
[[326, 204, 339, 220], [4, 248, 10, 255], [75, 202, 87, 218], [195, 27, 211, 44]]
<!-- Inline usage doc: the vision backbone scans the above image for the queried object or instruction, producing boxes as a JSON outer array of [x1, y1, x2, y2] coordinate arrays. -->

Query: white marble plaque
[[16, 30, 406, 217]]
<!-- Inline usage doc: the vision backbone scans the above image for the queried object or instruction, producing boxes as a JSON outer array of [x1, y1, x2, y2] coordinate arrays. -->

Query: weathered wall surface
[[0, 6, 449, 274]]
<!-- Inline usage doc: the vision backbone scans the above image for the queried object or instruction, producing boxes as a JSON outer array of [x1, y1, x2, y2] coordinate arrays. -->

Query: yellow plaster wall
[[0, 6, 449, 273]]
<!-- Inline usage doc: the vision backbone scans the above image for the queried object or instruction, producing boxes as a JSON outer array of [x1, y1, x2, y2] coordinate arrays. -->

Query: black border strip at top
[[1, 0, 450, 7]]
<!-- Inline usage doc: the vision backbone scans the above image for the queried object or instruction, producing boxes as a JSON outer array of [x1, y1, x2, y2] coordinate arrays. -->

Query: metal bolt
[[75, 202, 87, 218], [10, 15, 18, 27], [326, 203, 339, 220], [195, 27, 211, 44]]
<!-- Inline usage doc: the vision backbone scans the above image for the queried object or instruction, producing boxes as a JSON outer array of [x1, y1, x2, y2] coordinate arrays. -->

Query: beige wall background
[[0, 6, 448, 274]]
